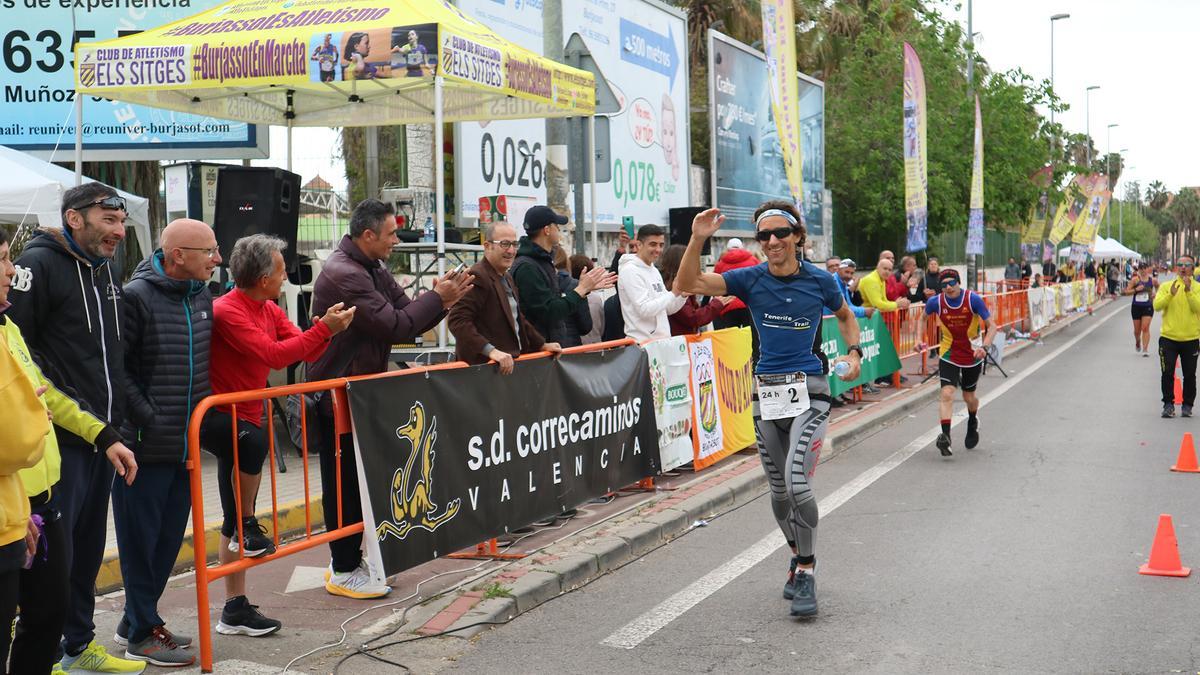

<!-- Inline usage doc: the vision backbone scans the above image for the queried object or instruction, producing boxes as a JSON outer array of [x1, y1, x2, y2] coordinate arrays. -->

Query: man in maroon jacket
[[307, 199, 472, 599], [448, 221, 561, 371]]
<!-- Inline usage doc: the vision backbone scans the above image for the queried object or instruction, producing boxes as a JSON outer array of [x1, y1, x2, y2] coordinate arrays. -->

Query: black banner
[[347, 345, 659, 576]]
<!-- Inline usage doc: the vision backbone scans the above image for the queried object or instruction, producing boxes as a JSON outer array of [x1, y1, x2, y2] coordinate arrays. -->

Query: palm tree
[[1169, 187, 1200, 259]]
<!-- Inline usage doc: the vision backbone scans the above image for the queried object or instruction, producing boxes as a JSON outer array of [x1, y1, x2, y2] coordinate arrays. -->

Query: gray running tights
[[754, 395, 831, 561]]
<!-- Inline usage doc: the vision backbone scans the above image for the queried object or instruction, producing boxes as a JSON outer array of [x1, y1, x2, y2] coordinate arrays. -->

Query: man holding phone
[[1153, 255, 1200, 418]]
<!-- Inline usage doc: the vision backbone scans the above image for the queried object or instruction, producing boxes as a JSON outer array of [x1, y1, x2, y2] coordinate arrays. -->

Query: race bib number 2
[[757, 373, 810, 421]]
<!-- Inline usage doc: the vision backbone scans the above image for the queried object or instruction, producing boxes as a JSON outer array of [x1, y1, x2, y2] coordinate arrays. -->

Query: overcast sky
[[266, 1, 1194, 198], [948, 0, 1195, 196]]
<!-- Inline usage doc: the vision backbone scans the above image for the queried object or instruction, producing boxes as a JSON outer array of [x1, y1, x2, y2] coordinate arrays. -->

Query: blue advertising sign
[[708, 31, 824, 235], [0, 3, 265, 160]]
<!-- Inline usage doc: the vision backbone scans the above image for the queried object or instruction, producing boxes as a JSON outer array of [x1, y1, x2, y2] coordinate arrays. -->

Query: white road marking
[[601, 306, 1119, 650]]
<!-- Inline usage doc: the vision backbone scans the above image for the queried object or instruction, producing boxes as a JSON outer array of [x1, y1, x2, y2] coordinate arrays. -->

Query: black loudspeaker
[[214, 166, 301, 271], [669, 206, 711, 256]]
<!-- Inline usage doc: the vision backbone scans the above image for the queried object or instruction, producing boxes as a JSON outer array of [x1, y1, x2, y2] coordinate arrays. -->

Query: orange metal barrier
[[186, 338, 635, 672]]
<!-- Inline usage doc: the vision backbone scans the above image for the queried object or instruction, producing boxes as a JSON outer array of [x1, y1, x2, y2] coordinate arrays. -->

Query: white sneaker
[[325, 561, 390, 599]]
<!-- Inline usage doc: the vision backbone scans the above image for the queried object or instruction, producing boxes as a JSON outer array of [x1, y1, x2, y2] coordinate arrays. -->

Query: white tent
[[1058, 235, 1141, 261], [0, 145, 151, 256]]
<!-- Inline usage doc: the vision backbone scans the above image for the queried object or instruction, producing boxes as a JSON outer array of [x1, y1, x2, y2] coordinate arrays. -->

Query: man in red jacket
[[203, 234, 355, 636]]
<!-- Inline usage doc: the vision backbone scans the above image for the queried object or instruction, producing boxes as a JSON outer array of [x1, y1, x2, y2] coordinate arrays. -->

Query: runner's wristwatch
[[847, 344, 864, 358]]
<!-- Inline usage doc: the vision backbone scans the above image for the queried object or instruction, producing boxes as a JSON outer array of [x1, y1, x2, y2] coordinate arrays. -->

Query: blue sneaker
[[789, 568, 818, 617], [782, 555, 802, 600]]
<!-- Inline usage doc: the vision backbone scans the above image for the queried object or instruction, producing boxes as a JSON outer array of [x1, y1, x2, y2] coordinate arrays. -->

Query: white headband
[[755, 209, 799, 227]]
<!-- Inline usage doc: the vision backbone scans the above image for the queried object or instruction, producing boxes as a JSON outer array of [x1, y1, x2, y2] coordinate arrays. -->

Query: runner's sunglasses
[[754, 226, 799, 243], [70, 196, 127, 212]]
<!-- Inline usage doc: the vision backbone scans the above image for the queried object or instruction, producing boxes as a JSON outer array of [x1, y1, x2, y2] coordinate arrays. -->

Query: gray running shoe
[[114, 616, 192, 648], [936, 433, 952, 456], [789, 569, 818, 617], [1163, 404, 1176, 419], [1183, 405, 1194, 418], [125, 626, 195, 668], [782, 555, 802, 600]]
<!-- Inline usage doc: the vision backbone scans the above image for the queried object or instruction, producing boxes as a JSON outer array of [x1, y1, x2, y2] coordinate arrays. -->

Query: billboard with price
[[0, 3, 265, 159]]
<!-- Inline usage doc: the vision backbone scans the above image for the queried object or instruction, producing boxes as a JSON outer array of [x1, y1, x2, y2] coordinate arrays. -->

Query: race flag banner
[[1021, 166, 1054, 249], [707, 328, 756, 467], [643, 337, 694, 473], [348, 346, 658, 576], [760, 0, 805, 218], [72, 0, 596, 127], [965, 94, 985, 257], [819, 312, 902, 398], [1069, 174, 1111, 260], [1047, 175, 1090, 246], [902, 43, 929, 252]]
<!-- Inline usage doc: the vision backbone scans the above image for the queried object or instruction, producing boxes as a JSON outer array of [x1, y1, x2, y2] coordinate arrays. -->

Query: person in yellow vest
[[0, 227, 141, 674], [1154, 255, 1200, 419]]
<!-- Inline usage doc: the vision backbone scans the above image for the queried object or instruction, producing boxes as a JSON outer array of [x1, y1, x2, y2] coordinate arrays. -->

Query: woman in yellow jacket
[[0, 229, 141, 673]]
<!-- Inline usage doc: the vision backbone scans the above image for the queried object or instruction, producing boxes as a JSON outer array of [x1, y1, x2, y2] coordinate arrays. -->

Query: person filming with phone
[[449, 221, 562, 373]]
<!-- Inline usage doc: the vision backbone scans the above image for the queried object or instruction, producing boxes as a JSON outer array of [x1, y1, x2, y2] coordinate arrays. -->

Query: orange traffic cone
[[1175, 374, 1183, 405], [1172, 433, 1200, 473], [1139, 514, 1191, 577]]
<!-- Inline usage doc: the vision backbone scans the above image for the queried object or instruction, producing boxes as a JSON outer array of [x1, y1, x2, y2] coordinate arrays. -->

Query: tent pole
[[589, 115, 597, 260], [286, 120, 293, 173], [434, 76, 447, 349], [73, 89, 83, 186]]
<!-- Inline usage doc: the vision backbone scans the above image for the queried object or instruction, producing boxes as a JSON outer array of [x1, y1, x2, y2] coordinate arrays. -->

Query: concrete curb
[[95, 496, 324, 594], [416, 298, 1113, 637]]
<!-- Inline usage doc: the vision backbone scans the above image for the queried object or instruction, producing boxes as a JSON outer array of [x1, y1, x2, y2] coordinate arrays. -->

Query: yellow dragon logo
[[375, 402, 461, 542]]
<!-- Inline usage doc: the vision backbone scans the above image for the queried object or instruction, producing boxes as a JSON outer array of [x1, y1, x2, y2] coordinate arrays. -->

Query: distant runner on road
[[674, 200, 862, 619], [925, 268, 996, 456]]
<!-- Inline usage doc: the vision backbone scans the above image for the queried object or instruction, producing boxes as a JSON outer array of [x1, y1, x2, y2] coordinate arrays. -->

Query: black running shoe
[[216, 597, 282, 637], [789, 569, 818, 617], [228, 517, 275, 558], [782, 555, 802, 600], [936, 433, 952, 456], [1183, 405, 1194, 418], [965, 420, 980, 450], [1163, 404, 1176, 419]]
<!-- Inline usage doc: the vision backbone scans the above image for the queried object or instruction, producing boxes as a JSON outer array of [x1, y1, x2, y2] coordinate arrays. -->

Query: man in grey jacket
[[114, 219, 220, 667]]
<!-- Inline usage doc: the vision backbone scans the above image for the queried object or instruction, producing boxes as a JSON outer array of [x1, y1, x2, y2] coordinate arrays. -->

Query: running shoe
[[114, 616, 192, 648], [1163, 404, 1176, 419], [326, 560, 391, 599], [789, 568, 818, 617], [965, 420, 980, 450], [782, 554, 802, 600], [935, 433, 952, 456], [60, 641, 146, 673], [1183, 405, 1194, 418], [125, 626, 194, 668], [1143, 351, 1150, 358], [216, 596, 283, 637], [228, 517, 276, 558]]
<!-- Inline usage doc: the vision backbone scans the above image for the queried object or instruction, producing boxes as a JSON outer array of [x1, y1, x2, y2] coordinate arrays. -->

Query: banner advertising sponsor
[[818, 312, 902, 397], [562, 0, 689, 225], [902, 43, 928, 252], [1027, 286, 1050, 332], [1021, 166, 1054, 245], [643, 337, 694, 472], [686, 335, 725, 468], [1048, 174, 1090, 246], [349, 346, 658, 575], [2, 2, 263, 159], [453, 0, 547, 225], [965, 95, 985, 257], [708, 32, 825, 234], [760, 0, 803, 221], [708, 327, 756, 465], [1069, 174, 1111, 261]]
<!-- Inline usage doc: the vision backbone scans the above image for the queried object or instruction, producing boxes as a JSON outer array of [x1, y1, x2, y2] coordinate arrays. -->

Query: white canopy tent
[[1058, 235, 1141, 261], [0, 145, 152, 256]]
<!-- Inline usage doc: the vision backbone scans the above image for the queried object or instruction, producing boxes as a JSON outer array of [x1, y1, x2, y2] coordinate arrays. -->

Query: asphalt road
[[432, 300, 1200, 674]]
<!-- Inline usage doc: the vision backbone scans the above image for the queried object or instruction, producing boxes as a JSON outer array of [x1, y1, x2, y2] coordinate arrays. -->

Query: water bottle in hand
[[833, 360, 851, 377]]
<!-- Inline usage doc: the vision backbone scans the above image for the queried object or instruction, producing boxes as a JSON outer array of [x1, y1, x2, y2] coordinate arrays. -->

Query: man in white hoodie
[[618, 224, 686, 341]]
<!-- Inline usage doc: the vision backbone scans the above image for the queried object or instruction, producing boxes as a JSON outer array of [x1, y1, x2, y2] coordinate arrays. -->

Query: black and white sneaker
[[228, 517, 276, 558], [789, 568, 818, 617], [965, 420, 980, 450], [1183, 405, 1194, 418], [216, 596, 282, 637], [935, 433, 952, 456], [1163, 404, 1176, 419], [114, 616, 193, 648]]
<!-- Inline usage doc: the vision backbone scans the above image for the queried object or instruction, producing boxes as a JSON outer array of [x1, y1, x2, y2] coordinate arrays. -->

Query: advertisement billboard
[[453, 0, 548, 226], [708, 31, 824, 234], [562, 0, 689, 226], [0, 4, 266, 160]]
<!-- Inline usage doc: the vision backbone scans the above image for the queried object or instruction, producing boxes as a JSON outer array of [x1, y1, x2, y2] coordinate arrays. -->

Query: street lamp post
[[1050, 14, 1070, 156], [1104, 123, 1119, 237], [1085, 86, 1100, 166]]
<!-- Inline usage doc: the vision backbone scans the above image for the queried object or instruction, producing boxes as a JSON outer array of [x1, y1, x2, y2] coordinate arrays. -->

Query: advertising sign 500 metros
[[0, 1, 264, 159]]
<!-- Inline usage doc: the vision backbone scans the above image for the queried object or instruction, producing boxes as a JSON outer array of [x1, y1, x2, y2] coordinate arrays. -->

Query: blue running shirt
[[722, 261, 844, 375]]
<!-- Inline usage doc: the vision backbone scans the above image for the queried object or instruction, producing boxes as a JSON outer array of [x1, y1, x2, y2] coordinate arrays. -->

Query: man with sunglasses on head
[[9, 182, 143, 673], [675, 200, 862, 619], [449, 221, 562, 371], [1153, 255, 1200, 418], [925, 268, 996, 456]]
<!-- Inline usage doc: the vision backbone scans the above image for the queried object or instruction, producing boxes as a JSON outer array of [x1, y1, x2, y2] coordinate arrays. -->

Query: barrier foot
[[620, 477, 675, 493], [447, 538, 527, 560]]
